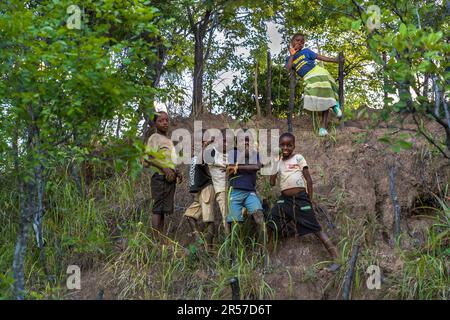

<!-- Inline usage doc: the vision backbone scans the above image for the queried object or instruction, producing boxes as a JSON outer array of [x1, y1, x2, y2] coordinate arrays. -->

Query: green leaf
[[399, 23, 407, 37], [397, 139, 413, 150], [391, 144, 402, 153], [189, 244, 197, 255], [378, 136, 391, 144], [352, 20, 361, 30]]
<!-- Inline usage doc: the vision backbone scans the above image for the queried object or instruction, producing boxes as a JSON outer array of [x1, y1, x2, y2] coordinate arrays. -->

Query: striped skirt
[[303, 65, 338, 112]]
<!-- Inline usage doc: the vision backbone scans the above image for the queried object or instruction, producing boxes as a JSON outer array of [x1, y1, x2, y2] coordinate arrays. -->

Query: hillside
[[64, 113, 449, 300]]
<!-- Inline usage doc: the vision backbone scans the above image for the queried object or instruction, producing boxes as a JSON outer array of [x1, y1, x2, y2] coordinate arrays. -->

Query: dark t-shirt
[[227, 149, 260, 192], [189, 155, 212, 193], [285, 48, 317, 77]]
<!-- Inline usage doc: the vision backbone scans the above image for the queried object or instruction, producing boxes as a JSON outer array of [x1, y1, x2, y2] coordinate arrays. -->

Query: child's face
[[155, 112, 169, 134], [280, 136, 295, 158], [292, 35, 305, 51]]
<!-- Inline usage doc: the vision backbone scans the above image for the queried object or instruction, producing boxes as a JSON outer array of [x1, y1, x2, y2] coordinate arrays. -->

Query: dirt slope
[[168, 113, 449, 299], [70, 113, 449, 300]]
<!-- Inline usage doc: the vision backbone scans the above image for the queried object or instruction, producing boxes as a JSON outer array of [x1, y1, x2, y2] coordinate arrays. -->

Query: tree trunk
[[315, 38, 324, 68], [13, 182, 33, 300], [193, 26, 205, 118], [13, 105, 48, 298], [189, 8, 212, 118], [254, 60, 261, 117], [11, 118, 27, 300], [342, 244, 360, 300], [266, 50, 272, 117], [288, 70, 297, 133], [382, 51, 388, 107], [423, 73, 429, 99], [13, 108, 37, 299], [116, 115, 121, 139], [388, 165, 401, 241], [338, 51, 345, 112], [208, 77, 213, 112], [142, 39, 166, 143]]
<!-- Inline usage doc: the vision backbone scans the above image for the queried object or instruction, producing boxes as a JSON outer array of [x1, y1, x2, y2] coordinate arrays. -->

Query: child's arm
[[226, 164, 260, 176], [316, 54, 339, 63], [286, 46, 297, 72], [175, 166, 183, 183], [236, 164, 261, 171], [144, 158, 176, 181], [302, 167, 314, 202]]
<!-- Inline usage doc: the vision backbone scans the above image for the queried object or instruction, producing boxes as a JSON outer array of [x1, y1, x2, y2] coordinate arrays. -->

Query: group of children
[[144, 111, 339, 269], [142, 32, 342, 268]]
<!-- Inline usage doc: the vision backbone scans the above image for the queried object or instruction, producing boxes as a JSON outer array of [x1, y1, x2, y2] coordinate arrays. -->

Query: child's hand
[[226, 165, 238, 176], [289, 46, 297, 55], [175, 168, 183, 184], [163, 168, 176, 182]]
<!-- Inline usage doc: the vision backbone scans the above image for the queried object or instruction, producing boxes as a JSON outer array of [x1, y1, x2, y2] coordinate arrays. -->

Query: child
[[144, 111, 182, 240], [184, 131, 216, 251], [286, 33, 342, 137], [207, 128, 230, 235], [267, 132, 339, 270], [226, 133, 265, 242]]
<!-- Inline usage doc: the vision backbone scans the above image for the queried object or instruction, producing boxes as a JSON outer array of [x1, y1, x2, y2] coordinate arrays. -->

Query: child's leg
[[184, 194, 203, 242], [200, 185, 216, 250], [252, 210, 267, 244], [152, 213, 165, 242], [315, 231, 339, 260], [244, 192, 266, 245], [216, 191, 230, 235], [150, 174, 172, 240], [204, 222, 215, 251], [321, 109, 330, 129], [265, 204, 284, 253], [228, 189, 246, 224], [186, 217, 201, 241]]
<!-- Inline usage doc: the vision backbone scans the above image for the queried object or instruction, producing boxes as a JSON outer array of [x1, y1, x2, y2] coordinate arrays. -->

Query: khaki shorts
[[215, 191, 227, 226], [184, 184, 215, 223]]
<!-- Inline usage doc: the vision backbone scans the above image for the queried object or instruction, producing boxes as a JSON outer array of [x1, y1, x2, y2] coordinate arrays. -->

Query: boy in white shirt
[[205, 128, 230, 234], [267, 132, 339, 270]]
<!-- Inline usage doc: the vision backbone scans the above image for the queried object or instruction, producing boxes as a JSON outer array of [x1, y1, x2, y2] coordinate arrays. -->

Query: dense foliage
[[0, 0, 448, 300]]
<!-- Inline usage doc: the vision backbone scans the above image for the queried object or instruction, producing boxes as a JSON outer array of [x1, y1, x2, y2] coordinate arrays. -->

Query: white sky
[[213, 22, 284, 94]]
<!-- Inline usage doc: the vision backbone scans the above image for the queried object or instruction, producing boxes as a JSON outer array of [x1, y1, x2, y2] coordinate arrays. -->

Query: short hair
[[290, 33, 305, 44], [153, 111, 168, 122], [279, 132, 295, 143]]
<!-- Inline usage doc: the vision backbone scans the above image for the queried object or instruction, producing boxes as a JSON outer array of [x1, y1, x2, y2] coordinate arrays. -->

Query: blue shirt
[[228, 149, 260, 192], [286, 48, 317, 77]]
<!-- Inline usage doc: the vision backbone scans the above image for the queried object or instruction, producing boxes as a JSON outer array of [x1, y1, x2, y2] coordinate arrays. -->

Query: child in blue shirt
[[286, 33, 343, 137], [226, 134, 265, 242]]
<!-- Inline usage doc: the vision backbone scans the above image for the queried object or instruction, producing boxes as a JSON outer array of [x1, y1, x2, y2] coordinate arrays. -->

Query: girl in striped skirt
[[286, 33, 342, 136]]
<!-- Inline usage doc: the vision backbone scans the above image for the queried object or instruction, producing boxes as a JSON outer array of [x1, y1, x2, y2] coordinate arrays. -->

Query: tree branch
[[412, 113, 450, 160]]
